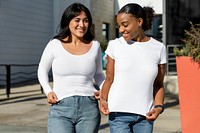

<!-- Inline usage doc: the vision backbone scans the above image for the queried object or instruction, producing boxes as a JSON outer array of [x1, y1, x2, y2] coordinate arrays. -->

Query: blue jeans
[[48, 96, 100, 133], [109, 112, 153, 133]]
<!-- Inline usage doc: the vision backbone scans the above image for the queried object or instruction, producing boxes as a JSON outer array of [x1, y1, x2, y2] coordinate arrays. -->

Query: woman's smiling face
[[117, 13, 143, 41], [69, 11, 89, 39]]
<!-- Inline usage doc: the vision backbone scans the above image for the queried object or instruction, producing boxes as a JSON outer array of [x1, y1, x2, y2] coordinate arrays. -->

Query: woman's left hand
[[146, 107, 162, 121]]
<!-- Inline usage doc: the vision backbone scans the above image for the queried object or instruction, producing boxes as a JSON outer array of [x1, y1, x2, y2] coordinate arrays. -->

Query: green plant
[[174, 22, 200, 61]]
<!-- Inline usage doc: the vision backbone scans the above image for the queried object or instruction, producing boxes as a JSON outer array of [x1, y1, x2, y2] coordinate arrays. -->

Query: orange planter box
[[176, 56, 200, 133]]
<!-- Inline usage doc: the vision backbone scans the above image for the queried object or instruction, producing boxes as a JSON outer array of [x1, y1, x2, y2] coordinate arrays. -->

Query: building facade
[[0, 0, 167, 86], [0, 0, 116, 85]]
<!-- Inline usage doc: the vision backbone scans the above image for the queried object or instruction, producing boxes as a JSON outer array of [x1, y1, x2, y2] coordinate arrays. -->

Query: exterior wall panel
[[0, 0, 53, 64], [0, 0, 53, 85]]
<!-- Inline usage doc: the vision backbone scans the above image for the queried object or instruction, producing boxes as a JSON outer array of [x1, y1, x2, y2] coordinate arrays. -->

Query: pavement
[[0, 83, 181, 133]]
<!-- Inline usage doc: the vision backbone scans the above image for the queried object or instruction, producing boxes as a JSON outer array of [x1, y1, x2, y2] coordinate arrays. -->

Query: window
[[102, 23, 109, 40]]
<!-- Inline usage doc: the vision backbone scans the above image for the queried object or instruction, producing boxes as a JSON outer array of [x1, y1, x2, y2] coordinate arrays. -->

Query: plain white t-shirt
[[38, 39, 105, 100], [105, 37, 167, 116]]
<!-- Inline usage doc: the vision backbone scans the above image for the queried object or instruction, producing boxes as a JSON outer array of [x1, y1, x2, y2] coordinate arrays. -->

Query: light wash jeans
[[48, 96, 100, 133], [109, 112, 154, 133]]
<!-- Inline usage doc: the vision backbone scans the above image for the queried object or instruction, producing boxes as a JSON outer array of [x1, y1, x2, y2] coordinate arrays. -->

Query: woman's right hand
[[47, 91, 58, 105], [100, 98, 110, 115]]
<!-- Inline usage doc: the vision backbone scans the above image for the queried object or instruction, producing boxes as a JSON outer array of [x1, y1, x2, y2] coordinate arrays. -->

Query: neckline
[[58, 40, 94, 57], [120, 37, 152, 45]]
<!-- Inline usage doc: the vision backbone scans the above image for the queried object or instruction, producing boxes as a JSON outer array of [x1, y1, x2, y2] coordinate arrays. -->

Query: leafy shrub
[[174, 22, 200, 61]]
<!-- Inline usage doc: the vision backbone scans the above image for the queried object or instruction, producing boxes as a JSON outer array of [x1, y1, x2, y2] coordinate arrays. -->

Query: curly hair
[[118, 3, 155, 31]]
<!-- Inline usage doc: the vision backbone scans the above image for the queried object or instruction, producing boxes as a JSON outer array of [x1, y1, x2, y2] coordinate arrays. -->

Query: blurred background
[[0, 0, 199, 97]]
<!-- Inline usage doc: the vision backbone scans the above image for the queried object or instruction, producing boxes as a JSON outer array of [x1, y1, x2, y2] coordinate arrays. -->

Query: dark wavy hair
[[118, 3, 155, 31], [53, 3, 94, 42]]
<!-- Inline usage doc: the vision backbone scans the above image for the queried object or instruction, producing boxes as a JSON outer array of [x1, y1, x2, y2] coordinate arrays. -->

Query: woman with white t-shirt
[[38, 3, 105, 133], [100, 3, 166, 133]]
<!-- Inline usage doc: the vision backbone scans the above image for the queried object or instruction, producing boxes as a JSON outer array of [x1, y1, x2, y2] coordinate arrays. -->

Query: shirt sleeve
[[159, 44, 167, 64], [94, 42, 105, 89], [37, 40, 54, 95], [105, 40, 115, 59]]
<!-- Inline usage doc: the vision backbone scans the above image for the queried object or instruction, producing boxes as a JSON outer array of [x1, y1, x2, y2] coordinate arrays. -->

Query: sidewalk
[[0, 84, 181, 133]]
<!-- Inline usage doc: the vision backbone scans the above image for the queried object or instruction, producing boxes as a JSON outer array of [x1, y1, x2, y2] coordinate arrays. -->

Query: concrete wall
[[164, 75, 179, 95], [91, 0, 116, 41]]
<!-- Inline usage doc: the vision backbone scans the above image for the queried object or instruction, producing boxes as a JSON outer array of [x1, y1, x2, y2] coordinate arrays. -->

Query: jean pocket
[[51, 99, 64, 106], [87, 96, 97, 102]]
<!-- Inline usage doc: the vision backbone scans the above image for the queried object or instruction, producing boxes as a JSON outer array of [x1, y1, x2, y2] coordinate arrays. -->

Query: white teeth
[[123, 34, 128, 37], [77, 29, 84, 31]]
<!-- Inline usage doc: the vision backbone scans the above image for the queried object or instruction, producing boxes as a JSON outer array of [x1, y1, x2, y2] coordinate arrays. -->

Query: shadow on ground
[[164, 92, 179, 109]]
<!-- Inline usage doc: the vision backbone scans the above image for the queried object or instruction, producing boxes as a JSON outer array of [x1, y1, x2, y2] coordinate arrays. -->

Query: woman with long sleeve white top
[[38, 3, 105, 133]]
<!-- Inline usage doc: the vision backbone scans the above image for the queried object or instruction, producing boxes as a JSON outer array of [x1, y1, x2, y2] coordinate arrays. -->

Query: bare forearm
[[99, 55, 114, 115], [101, 55, 114, 101], [100, 79, 113, 101], [153, 64, 165, 105], [154, 86, 165, 105]]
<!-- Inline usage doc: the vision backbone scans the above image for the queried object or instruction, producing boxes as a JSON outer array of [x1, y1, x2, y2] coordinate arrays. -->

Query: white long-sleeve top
[[38, 39, 105, 100]]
